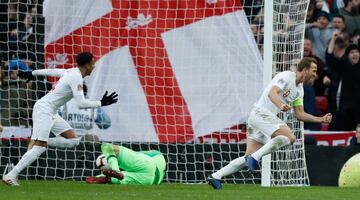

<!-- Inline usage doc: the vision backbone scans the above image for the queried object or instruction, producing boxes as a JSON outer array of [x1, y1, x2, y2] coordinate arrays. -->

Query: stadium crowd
[[0, 0, 49, 127], [0, 0, 359, 132]]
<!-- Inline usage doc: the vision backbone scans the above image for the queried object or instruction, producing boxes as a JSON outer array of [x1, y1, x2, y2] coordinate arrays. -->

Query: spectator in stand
[[305, 11, 334, 63], [0, 3, 18, 60], [315, 0, 331, 13], [331, 14, 346, 32], [350, 29, 360, 44], [334, 0, 345, 12], [329, 13, 351, 48], [8, 52, 34, 72], [0, 58, 33, 127], [243, 0, 263, 22], [250, 21, 262, 45], [326, 31, 360, 131], [7, 3, 18, 37], [308, 0, 329, 23], [7, 58, 31, 81], [306, 3, 317, 23], [8, 12, 35, 57], [325, 33, 347, 124], [350, 123, 360, 145], [0, 124, 3, 133], [303, 38, 330, 96], [339, 0, 360, 36]]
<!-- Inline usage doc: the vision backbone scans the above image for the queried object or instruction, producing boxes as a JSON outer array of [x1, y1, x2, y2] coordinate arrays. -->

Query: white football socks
[[48, 136, 80, 148], [211, 156, 246, 179], [251, 135, 291, 161], [7, 145, 46, 177]]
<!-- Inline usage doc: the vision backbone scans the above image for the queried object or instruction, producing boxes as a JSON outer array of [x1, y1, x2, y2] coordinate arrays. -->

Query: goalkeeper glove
[[100, 91, 118, 106], [102, 169, 124, 180], [85, 176, 111, 184], [18, 71, 34, 82]]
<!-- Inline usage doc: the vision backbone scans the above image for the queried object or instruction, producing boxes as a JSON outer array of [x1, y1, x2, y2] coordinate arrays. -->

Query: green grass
[[1, 181, 359, 200]]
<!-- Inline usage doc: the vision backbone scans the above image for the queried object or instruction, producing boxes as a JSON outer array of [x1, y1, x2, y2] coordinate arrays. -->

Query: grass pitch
[[1, 180, 359, 200]]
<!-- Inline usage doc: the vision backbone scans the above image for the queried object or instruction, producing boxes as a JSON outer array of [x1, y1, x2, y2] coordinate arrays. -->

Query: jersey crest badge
[[283, 90, 290, 97]]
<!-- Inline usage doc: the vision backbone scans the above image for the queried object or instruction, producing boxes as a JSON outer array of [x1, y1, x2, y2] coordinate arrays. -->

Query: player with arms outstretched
[[2, 52, 118, 186], [208, 57, 332, 189], [86, 143, 166, 185]]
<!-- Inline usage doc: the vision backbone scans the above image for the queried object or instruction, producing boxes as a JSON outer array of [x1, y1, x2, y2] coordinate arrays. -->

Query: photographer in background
[[350, 124, 360, 146]]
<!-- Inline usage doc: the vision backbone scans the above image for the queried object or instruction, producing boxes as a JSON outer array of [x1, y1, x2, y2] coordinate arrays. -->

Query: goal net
[[0, 0, 309, 186], [263, 0, 310, 186]]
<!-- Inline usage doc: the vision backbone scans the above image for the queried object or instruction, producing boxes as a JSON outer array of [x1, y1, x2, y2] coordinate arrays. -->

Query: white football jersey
[[60, 98, 95, 130], [33, 68, 101, 113], [254, 71, 304, 115]]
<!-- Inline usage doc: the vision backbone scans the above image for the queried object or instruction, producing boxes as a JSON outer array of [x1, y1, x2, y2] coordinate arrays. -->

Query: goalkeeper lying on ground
[[86, 143, 166, 185]]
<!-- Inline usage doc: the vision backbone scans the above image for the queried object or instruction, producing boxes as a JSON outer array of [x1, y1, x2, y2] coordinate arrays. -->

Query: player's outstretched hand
[[100, 91, 118, 106], [18, 71, 34, 82]]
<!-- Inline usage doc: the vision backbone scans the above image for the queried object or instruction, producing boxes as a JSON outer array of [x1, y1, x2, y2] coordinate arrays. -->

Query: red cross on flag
[[43, 0, 263, 143]]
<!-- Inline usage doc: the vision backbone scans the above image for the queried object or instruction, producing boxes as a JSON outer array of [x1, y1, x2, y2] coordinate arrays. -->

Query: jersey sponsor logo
[[67, 113, 92, 122], [283, 90, 290, 97]]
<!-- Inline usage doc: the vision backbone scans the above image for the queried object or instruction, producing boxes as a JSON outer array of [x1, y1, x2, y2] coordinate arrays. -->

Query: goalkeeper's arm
[[101, 143, 121, 171]]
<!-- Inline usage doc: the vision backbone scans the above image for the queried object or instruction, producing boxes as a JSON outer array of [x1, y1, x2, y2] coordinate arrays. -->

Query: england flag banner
[[43, 0, 263, 143]]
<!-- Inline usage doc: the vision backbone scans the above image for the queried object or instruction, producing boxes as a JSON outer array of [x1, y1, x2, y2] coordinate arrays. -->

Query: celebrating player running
[[208, 57, 332, 189], [2, 52, 118, 186]]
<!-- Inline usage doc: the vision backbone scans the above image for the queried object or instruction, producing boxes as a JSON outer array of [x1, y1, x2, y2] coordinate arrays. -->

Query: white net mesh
[[0, 0, 309, 185], [269, 0, 310, 186]]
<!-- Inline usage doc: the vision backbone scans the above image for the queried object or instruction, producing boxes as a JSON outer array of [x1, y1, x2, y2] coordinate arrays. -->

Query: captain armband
[[291, 99, 303, 107]]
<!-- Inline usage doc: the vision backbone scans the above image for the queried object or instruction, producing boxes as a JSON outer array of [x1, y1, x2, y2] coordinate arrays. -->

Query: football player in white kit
[[49, 82, 112, 148], [2, 52, 118, 186], [208, 57, 332, 189]]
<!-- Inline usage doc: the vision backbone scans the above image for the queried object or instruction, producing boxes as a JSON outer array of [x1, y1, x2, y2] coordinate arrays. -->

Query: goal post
[[261, 0, 274, 187], [261, 0, 311, 186]]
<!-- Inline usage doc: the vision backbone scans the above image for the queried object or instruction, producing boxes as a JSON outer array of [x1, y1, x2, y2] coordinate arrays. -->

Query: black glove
[[18, 71, 34, 82], [100, 91, 118, 106]]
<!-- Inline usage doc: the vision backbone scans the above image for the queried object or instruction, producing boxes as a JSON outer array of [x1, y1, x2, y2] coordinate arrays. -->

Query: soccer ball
[[339, 153, 360, 187], [95, 154, 109, 170]]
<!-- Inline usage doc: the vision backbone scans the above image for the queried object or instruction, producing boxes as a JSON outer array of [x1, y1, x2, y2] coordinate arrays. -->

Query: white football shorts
[[31, 103, 72, 142], [247, 106, 288, 144]]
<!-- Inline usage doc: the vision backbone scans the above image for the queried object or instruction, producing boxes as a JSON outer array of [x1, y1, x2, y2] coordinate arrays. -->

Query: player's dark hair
[[297, 57, 316, 71], [76, 52, 93, 67]]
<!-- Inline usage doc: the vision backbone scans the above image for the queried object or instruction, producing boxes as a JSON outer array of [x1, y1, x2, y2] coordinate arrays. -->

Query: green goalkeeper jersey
[[101, 144, 166, 185]]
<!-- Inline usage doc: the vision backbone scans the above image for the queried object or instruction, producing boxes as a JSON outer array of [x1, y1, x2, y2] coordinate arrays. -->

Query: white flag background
[[43, 0, 263, 142]]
